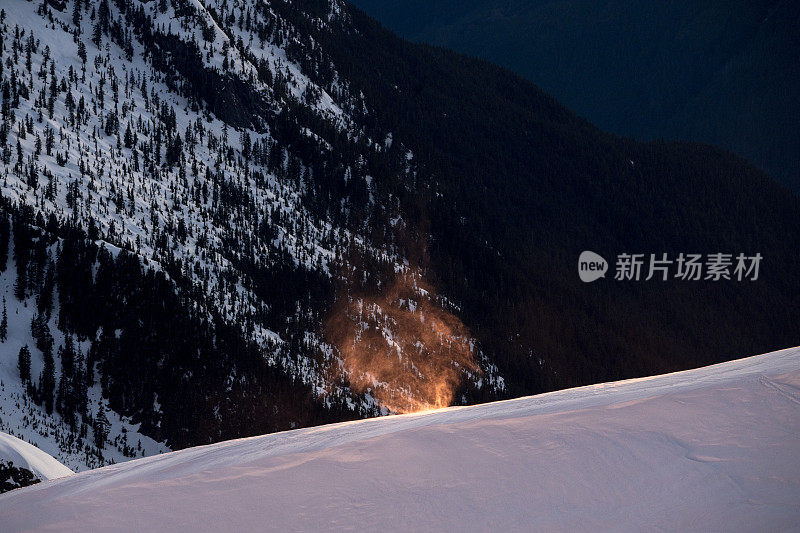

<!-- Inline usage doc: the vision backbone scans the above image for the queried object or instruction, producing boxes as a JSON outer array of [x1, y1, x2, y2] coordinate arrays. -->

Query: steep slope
[[0, 0, 797, 474], [349, 0, 800, 191], [0, 431, 72, 481], [2, 346, 799, 531]]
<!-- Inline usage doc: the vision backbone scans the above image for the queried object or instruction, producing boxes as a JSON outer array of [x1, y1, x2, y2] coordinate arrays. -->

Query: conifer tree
[[77, 41, 86, 64], [75, 348, 88, 417], [92, 22, 102, 48], [0, 297, 7, 342], [124, 122, 133, 149], [94, 405, 110, 450], [72, 0, 81, 30], [18, 345, 31, 383]]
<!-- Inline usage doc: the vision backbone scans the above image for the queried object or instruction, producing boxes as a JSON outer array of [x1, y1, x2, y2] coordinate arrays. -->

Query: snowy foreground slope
[[1, 347, 799, 532]]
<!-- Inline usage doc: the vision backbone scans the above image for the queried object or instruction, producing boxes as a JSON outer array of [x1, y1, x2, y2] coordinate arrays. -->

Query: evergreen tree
[[18, 345, 31, 383], [75, 348, 88, 418], [56, 366, 68, 418], [165, 132, 182, 166], [72, 0, 81, 29], [97, 0, 110, 33], [0, 297, 7, 342], [61, 336, 76, 380], [38, 264, 55, 317], [77, 41, 86, 64], [94, 405, 110, 450], [92, 22, 102, 47], [124, 122, 134, 149], [13, 218, 29, 300]]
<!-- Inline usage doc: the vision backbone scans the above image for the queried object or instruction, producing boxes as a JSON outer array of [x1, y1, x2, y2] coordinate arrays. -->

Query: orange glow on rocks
[[326, 269, 479, 414]]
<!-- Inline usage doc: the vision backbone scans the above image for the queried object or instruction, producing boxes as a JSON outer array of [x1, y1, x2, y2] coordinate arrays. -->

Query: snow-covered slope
[[2, 346, 798, 531], [0, 245, 170, 471], [0, 431, 72, 481]]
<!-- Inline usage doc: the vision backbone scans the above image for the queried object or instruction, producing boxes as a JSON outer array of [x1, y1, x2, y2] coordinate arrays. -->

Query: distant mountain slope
[[0, 432, 72, 481], [349, 0, 800, 192], [2, 346, 798, 531]]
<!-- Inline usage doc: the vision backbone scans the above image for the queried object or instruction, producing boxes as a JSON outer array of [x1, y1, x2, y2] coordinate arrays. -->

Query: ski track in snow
[[1, 346, 798, 531]]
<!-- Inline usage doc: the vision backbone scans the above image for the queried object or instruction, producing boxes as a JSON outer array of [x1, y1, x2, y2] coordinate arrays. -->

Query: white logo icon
[[579, 251, 608, 282]]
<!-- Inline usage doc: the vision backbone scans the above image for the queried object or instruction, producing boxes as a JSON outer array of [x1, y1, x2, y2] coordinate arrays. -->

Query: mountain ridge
[[349, 0, 800, 192]]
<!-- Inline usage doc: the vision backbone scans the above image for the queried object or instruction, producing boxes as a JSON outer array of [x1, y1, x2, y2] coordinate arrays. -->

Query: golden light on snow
[[326, 269, 479, 414]]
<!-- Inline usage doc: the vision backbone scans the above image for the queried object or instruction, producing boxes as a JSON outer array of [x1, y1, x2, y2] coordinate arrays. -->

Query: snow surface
[[0, 431, 72, 481], [1, 346, 799, 531]]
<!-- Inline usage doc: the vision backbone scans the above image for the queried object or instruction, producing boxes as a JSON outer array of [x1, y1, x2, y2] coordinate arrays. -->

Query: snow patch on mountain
[[0, 431, 72, 481]]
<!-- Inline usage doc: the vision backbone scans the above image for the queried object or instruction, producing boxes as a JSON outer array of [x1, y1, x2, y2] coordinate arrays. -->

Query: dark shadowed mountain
[[348, 0, 800, 192]]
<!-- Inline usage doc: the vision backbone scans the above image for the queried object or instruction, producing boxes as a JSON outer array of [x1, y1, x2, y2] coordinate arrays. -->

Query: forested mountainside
[[0, 206, 363, 465], [0, 0, 797, 469], [349, 0, 800, 192]]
